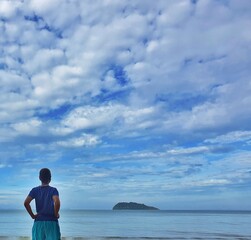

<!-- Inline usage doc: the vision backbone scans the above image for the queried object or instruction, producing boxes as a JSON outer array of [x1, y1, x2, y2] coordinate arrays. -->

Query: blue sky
[[1, 0, 251, 210]]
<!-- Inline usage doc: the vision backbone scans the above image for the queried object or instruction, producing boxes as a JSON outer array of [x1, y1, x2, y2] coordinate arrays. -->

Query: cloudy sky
[[1, 0, 251, 210]]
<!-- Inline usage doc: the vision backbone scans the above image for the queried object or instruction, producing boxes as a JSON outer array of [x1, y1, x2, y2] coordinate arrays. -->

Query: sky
[[0, 0, 251, 210]]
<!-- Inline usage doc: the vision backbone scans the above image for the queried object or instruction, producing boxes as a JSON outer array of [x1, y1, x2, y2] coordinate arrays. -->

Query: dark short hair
[[39, 168, 51, 184]]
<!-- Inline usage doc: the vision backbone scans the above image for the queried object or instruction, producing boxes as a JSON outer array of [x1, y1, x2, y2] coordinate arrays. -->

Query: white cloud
[[205, 131, 251, 144], [11, 118, 42, 135], [28, 0, 61, 16], [53, 103, 159, 138], [0, 70, 30, 93], [0, 94, 36, 125], [61, 104, 122, 132], [56, 134, 100, 148], [0, 0, 20, 19], [184, 178, 231, 188], [24, 48, 65, 74], [167, 146, 209, 155], [0, 164, 11, 169], [30, 64, 91, 109], [157, 0, 192, 27]]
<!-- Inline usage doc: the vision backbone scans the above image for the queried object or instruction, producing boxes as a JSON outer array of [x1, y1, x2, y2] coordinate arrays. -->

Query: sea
[[0, 210, 251, 239]]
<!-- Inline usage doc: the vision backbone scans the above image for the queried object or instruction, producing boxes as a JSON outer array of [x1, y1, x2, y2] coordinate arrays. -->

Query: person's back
[[24, 168, 61, 240], [29, 185, 59, 221]]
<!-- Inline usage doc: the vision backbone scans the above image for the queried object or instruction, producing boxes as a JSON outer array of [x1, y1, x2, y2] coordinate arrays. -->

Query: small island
[[113, 202, 159, 210]]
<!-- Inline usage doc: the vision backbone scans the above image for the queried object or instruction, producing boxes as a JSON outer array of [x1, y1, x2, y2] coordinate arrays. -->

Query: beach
[[0, 210, 251, 239]]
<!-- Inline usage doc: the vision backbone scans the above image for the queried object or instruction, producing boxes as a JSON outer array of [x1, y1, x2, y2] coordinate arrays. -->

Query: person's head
[[39, 168, 51, 184]]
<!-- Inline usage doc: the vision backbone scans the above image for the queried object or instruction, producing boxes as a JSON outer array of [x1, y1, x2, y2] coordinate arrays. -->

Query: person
[[24, 168, 61, 240]]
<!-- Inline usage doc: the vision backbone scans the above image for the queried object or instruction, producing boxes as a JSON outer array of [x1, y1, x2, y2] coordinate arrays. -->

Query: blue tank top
[[29, 185, 59, 221]]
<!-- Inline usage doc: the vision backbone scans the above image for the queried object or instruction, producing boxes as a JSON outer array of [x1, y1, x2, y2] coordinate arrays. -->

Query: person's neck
[[41, 183, 49, 186]]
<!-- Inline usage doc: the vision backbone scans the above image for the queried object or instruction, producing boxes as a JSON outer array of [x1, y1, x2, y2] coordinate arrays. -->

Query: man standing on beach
[[24, 168, 61, 240]]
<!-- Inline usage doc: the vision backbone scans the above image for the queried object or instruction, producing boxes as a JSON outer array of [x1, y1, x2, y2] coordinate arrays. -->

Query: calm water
[[0, 210, 251, 239]]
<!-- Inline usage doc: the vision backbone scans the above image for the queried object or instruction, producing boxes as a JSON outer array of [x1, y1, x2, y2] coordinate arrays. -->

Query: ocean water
[[0, 210, 251, 239]]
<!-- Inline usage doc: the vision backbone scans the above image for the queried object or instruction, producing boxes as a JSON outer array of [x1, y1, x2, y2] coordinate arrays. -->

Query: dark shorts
[[32, 221, 61, 240]]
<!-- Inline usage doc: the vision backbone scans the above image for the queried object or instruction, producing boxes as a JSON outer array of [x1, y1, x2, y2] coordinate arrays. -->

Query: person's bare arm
[[24, 196, 37, 219], [53, 195, 60, 219]]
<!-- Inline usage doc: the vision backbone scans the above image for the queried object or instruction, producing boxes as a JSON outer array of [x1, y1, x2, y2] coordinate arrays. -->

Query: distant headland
[[113, 202, 159, 210]]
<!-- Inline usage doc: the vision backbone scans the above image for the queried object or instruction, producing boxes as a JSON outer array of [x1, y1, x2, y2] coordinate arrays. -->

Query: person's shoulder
[[49, 186, 59, 196], [28, 186, 40, 197], [49, 186, 59, 192], [31, 186, 41, 191]]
